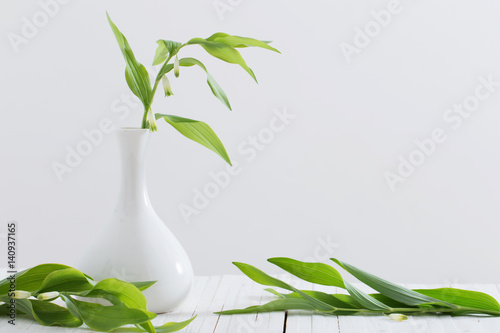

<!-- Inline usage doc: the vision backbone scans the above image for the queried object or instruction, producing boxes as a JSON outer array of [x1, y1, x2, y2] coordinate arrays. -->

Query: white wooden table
[[2, 275, 500, 332]]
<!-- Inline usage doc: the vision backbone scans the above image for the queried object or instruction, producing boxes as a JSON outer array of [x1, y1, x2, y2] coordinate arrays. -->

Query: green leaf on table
[[155, 114, 231, 165], [83, 278, 155, 333], [153, 40, 183, 66], [217, 298, 317, 315], [207, 33, 280, 53], [62, 295, 156, 332], [111, 316, 197, 333], [344, 281, 391, 311], [268, 257, 345, 288], [233, 262, 335, 312], [270, 289, 360, 309], [331, 258, 452, 308], [0, 264, 72, 296], [36, 268, 94, 294], [15, 299, 83, 327], [107, 13, 152, 109], [187, 38, 257, 82], [179, 57, 231, 110], [415, 288, 500, 314]]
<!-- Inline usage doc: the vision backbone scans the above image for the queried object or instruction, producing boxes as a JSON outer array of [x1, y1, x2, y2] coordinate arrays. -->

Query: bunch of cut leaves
[[0, 264, 194, 332], [218, 258, 500, 320]]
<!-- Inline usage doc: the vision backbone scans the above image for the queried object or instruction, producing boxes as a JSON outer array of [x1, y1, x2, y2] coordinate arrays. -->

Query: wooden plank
[[183, 275, 222, 333], [311, 283, 340, 333], [285, 277, 314, 333]]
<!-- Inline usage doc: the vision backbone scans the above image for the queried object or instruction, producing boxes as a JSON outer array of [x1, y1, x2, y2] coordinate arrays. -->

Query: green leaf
[[268, 257, 345, 289], [153, 40, 183, 66], [207, 33, 280, 53], [344, 281, 391, 311], [0, 264, 72, 296], [155, 114, 231, 165], [217, 298, 317, 315], [36, 268, 94, 294], [331, 258, 452, 308], [232, 262, 335, 312], [83, 278, 155, 333], [271, 289, 360, 309], [107, 13, 152, 109], [130, 281, 156, 292], [62, 294, 156, 332], [157, 64, 174, 81], [415, 288, 500, 313], [111, 316, 196, 333], [15, 299, 83, 327], [178, 57, 231, 110], [187, 38, 257, 82]]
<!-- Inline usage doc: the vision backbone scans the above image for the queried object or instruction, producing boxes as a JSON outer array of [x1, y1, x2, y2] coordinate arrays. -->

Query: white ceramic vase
[[77, 128, 193, 313]]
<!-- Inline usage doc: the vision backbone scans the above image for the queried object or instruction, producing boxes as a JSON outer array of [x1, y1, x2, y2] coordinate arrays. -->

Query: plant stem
[[141, 44, 187, 129]]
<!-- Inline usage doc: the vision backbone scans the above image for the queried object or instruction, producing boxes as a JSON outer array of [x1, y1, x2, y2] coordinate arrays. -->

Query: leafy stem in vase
[[107, 13, 280, 165]]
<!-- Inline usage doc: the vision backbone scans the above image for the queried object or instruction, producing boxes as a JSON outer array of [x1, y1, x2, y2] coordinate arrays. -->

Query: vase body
[[77, 128, 193, 313]]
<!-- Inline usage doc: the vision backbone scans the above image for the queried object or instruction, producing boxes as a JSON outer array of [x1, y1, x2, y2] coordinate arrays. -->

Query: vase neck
[[115, 129, 152, 213]]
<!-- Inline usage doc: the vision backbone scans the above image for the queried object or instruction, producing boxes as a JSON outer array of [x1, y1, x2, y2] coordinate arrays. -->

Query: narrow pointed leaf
[[331, 258, 452, 308], [111, 316, 196, 333], [268, 257, 345, 288], [155, 114, 231, 165], [129, 281, 156, 292], [179, 57, 231, 110], [274, 289, 360, 309], [415, 288, 500, 313], [207, 33, 280, 53], [187, 38, 257, 82], [344, 281, 391, 311], [216, 298, 317, 315], [233, 262, 335, 311], [107, 13, 152, 109]]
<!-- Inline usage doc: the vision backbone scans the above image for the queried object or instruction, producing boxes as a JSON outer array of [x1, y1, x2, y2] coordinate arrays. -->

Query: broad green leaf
[[233, 262, 335, 312], [331, 258, 452, 308], [112, 316, 196, 333], [62, 295, 156, 332], [187, 38, 257, 82], [107, 13, 152, 109], [130, 281, 156, 292], [207, 33, 280, 53], [83, 278, 154, 333], [268, 257, 345, 288], [153, 40, 183, 66], [155, 114, 231, 165], [178, 57, 231, 110], [0, 264, 72, 296], [15, 299, 83, 327], [344, 281, 391, 311], [415, 288, 500, 313], [216, 298, 317, 315], [36, 268, 94, 294]]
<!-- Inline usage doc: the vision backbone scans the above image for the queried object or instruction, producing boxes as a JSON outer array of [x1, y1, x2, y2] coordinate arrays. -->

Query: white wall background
[[1, 0, 500, 283]]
